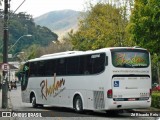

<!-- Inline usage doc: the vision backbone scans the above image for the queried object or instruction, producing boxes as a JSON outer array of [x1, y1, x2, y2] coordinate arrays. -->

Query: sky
[[1, 0, 90, 18]]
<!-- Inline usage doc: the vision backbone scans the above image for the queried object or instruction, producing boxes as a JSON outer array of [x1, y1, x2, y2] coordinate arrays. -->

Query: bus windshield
[[111, 49, 149, 68]]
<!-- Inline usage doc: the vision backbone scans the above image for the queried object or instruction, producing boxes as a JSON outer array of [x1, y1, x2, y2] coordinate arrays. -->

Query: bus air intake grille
[[93, 91, 105, 109]]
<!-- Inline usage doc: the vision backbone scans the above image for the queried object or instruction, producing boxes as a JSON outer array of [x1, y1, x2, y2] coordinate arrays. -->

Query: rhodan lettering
[[115, 53, 146, 66], [40, 73, 65, 100]]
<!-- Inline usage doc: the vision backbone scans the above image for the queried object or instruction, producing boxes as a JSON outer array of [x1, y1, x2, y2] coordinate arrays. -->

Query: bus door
[[21, 62, 29, 91]]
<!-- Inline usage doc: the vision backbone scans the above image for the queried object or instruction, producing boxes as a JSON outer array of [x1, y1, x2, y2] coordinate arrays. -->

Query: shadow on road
[[27, 105, 133, 118]]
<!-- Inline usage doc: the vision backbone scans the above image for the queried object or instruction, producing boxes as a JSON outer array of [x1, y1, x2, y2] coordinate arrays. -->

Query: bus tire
[[73, 95, 83, 113], [37, 104, 44, 108], [31, 94, 37, 108]]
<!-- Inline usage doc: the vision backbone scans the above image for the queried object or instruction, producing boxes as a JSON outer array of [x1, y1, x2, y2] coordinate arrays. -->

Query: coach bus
[[21, 47, 151, 113]]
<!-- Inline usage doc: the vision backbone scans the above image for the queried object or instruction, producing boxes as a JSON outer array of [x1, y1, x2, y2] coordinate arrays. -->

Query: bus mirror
[[24, 65, 29, 71]]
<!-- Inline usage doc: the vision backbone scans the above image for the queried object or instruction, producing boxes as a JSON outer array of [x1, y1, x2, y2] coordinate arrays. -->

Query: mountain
[[34, 9, 81, 36], [0, 11, 58, 56]]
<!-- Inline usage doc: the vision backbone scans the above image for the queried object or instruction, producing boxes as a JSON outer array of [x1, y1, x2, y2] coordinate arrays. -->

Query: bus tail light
[[107, 89, 113, 98]]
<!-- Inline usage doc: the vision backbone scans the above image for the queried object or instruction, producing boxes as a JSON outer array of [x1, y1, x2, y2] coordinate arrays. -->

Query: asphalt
[[0, 87, 160, 119]]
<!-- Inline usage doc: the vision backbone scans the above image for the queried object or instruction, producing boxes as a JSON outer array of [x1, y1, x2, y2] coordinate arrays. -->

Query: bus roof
[[27, 47, 147, 62]]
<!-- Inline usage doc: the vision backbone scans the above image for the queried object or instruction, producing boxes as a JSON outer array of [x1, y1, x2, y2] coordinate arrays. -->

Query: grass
[[151, 91, 160, 108]]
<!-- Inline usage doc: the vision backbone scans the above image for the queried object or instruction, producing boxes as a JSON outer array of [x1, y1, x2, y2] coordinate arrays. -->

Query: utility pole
[[2, 0, 9, 109]]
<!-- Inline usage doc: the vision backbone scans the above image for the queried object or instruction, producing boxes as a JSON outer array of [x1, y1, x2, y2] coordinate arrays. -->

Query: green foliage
[[127, 0, 160, 56], [151, 91, 160, 108], [151, 54, 159, 83], [68, 3, 131, 51], [0, 12, 58, 59], [22, 44, 42, 60], [127, 0, 160, 84], [0, 53, 2, 62]]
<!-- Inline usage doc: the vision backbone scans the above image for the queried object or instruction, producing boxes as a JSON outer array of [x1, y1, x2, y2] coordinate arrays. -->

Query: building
[[0, 63, 19, 83]]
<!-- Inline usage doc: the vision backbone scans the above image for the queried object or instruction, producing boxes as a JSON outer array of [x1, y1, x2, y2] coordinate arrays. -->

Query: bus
[[21, 47, 151, 113]]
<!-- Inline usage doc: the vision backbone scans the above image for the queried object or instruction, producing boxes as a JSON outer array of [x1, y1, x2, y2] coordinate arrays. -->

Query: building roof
[[0, 63, 18, 70]]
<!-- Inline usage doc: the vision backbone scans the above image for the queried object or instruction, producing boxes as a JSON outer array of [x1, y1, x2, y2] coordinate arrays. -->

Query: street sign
[[1, 63, 10, 71]]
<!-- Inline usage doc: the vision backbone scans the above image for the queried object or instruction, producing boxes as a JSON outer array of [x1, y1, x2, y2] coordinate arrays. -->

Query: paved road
[[4, 85, 158, 120]]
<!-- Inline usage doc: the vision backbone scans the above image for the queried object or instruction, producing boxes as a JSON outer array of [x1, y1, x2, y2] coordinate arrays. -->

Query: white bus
[[21, 47, 151, 113]]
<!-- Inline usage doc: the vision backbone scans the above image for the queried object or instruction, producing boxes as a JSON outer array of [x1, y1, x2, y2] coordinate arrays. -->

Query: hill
[[0, 11, 58, 56], [34, 9, 81, 36]]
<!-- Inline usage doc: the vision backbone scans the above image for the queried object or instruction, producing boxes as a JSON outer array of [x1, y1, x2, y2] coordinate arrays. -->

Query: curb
[[133, 107, 160, 113]]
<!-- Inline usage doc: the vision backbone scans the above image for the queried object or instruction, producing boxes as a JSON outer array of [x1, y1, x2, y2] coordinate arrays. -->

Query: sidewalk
[[0, 89, 12, 111], [0, 82, 21, 112], [0, 89, 12, 120], [133, 107, 160, 113]]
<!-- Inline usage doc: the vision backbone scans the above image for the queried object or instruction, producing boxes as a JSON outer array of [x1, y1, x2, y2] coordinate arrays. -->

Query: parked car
[[10, 81, 17, 89], [152, 84, 160, 91]]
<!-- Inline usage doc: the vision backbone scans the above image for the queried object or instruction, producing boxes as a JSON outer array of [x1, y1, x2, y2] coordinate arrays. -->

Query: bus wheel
[[37, 104, 44, 108], [74, 95, 83, 113], [31, 94, 37, 108]]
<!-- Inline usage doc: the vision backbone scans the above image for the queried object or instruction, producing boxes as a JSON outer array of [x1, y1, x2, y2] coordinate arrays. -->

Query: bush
[[151, 91, 160, 108]]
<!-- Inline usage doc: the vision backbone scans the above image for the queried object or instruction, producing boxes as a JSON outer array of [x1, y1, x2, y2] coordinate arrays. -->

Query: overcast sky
[[1, 0, 92, 17]]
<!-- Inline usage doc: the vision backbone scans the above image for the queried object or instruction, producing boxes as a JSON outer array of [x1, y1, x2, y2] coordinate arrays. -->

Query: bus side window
[[45, 59, 56, 76], [79, 55, 87, 75], [30, 62, 38, 77], [57, 58, 66, 75], [66, 57, 79, 75], [92, 53, 105, 74], [38, 61, 46, 76]]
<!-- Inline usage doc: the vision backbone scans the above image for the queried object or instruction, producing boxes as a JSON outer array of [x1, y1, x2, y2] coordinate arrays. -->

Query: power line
[[13, 0, 26, 14]]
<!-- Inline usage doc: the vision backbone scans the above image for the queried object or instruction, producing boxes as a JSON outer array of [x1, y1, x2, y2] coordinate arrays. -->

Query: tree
[[0, 11, 58, 60], [21, 44, 42, 60], [37, 38, 72, 57], [127, 0, 160, 83], [68, 3, 130, 51], [127, 0, 160, 55]]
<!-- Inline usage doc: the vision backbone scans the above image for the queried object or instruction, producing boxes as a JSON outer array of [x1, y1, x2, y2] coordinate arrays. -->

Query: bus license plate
[[128, 98, 135, 101]]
